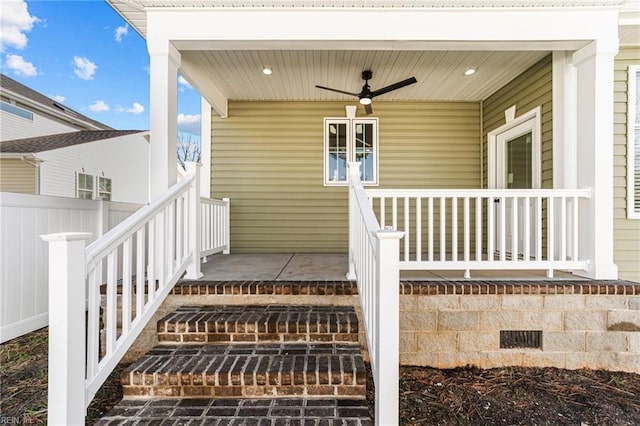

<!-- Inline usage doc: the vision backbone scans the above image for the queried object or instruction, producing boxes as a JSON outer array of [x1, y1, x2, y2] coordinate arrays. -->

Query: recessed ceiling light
[[262, 67, 273, 76], [464, 68, 477, 76]]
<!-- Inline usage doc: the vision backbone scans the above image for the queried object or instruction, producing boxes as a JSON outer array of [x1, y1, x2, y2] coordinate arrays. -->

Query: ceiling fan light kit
[[315, 70, 417, 115]]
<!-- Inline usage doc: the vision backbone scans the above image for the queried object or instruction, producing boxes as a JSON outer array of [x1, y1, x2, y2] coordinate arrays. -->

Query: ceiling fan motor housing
[[362, 70, 373, 80]]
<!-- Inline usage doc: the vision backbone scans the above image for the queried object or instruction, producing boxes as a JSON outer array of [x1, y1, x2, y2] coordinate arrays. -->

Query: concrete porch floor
[[200, 253, 580, 281]]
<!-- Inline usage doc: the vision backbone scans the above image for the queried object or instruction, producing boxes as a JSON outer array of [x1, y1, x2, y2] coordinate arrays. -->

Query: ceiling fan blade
[[364, 103, 373, 115], [370, 77, 417, 98], [315, 85, 360, 97]]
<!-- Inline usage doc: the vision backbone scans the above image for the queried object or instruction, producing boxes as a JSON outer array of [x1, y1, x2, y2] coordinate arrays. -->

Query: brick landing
[[157, 305, 359, 344], [95, 398, 372, 425]]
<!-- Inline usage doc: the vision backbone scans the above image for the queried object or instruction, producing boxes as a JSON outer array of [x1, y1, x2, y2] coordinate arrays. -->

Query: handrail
[[42, 162, 231, 425], [347, 162, 403, 426]]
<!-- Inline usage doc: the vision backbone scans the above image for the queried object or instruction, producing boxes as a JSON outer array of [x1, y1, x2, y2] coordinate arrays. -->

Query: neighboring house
[[108, 1, 639, 282], [0, 130, 150, 203], [0, 74, 150, 204]]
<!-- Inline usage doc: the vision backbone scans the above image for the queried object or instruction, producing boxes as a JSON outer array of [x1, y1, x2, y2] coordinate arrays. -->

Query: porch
[[200, 252, 580, 281]]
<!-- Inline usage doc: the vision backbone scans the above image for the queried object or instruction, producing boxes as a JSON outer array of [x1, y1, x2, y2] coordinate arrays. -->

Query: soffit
[[181, 50, 549, 102], [107, 0, 630, 38]]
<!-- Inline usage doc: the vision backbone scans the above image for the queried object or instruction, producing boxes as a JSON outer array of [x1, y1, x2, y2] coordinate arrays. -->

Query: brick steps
[[121, 343, 366, 398], [95, 398, 372, 425], [157, 305, 359, 344]]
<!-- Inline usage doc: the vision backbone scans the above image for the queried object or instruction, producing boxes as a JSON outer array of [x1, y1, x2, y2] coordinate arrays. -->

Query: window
[[97, 177, 112, 201], [76, 173, 94, 199], [628, 65, 640, 218], [324, 118, 378, 185], [0, 101, 33, 121]]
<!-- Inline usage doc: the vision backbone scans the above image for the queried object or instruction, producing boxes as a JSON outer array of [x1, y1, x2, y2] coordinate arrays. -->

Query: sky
[[0, 0, 202, 142]]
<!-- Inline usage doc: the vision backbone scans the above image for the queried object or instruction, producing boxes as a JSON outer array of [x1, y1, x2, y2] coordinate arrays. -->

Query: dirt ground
[[2, 327, 640, 425]]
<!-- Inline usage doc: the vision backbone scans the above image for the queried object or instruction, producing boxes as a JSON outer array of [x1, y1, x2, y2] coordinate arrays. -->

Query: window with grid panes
[[324, 117, 378, 185], [628, 65, 640, 218], [76, 173, 94, 199]]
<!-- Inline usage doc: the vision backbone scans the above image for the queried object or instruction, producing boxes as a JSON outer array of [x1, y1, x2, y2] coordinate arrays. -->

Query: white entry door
[[491, 109, 541, 259]]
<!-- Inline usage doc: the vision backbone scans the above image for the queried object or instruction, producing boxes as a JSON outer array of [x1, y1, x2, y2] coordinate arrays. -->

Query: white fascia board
[[147, 8, 619, 47], [179, 57, 228, 118]]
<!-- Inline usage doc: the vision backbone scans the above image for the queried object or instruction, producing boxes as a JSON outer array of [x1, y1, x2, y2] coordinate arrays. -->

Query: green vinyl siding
[[211, 101, 480, 253], [482, 55, 553, 190], [614, 46, 640, 282]]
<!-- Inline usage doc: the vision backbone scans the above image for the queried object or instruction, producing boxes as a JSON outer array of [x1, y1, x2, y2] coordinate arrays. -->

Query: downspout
[[21, 154, 43, 194]]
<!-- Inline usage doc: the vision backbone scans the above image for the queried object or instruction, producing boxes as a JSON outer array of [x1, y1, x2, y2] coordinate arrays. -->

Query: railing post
[[375, 229, 403, 426], [184, 162, 203, 279], [41, 232, 92, 426], [223, 197, 230, 254], [347, 162, 361, 280], [97, 199, 109, 237]]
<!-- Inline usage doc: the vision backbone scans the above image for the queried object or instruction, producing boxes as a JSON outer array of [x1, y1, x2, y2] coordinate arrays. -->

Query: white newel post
[[573, 40, 618, 279], [375, 229, 403, 426], [346, 162, 361, 280], [41, 232, 92, 426], [185, 162, 203, 279], [148, 39, 181, 199]]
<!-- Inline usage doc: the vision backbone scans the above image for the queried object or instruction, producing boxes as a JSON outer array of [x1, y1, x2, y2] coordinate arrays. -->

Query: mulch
[[2, 327, 640, 425]]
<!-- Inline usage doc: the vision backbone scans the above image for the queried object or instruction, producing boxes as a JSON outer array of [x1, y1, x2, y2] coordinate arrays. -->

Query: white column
[[200, 97, 212, 198], [573, 40, 618, 279], [148, 39, 181, 199], [185, 162, 203, 280], [41, 232, 92, 426], [552, 51, 578, 189]]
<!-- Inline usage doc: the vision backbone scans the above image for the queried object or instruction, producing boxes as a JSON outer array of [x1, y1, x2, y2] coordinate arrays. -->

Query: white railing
[[365, 188, 591, 277], [41, 163, 230, 425], [347, 162, 404, 426], [201, 197, 230, 258], [0, 193, 142, 343]]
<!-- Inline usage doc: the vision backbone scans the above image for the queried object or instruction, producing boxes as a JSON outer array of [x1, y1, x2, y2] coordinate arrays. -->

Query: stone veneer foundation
[[115, 280, 640, 373]]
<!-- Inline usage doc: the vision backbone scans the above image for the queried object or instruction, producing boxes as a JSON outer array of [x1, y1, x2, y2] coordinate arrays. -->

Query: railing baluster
[[147, 218, 155, 303], [428, 197, 434, 262], [136, 227, 145, 316], [475, 197, 482, 261], [392, 197, 397, 230], [524, 196, 531, 261], [416, 197, 422, 262], [560, 196, 567, 261], [499, 197, 506, 261], [106, 251, 117, 356], [548, 196, 555, 262], [86, 266, 100, 380], [122, 238, 132, 335], [464, 197, 469, 262], [404, 197, 409, 262], [380, 197, 385, 228], [452, 197, 458, 262], [512, 197, 518, 262], [572, 196, 579, 261], [536, 196, 543, 261], [440, 197, 446, 262]]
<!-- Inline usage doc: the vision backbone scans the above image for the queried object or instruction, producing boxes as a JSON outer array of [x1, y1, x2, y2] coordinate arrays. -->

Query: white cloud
[[114, 24, 128, 42], [4, 54, 37, 77], [73, 56, 97, 80], [178, 75, 192, 89], [49, 94, 66, 103], [177, 113, 201, 135], [88, 100, 109, 112], [119, 102, 144, 114], [0, 0, 40, 51]]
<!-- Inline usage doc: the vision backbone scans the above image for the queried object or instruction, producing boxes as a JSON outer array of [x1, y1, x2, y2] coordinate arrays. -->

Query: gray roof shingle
[[0, 73, 113, 131], [0, 130, 147, 154]]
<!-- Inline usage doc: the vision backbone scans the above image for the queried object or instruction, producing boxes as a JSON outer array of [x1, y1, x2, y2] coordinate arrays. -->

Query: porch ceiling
[[181, 49, 549, 103]]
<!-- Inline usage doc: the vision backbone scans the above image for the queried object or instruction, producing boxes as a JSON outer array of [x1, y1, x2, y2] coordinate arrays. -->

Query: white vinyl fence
[[0, 193, 141, 343]]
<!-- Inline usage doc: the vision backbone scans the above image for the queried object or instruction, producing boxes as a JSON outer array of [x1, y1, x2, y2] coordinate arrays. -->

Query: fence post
[[346, 162, 361, 280], [41, 232, 92, 426], [185, 162, 203, 279], [223, 197, 231, 254], [97, 199, 109, 237], [375, 229, 403, 426]]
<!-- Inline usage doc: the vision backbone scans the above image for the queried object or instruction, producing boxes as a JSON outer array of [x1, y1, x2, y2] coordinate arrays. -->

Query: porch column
[[573, 40, 618, 279], [148, 39, 181, 199]]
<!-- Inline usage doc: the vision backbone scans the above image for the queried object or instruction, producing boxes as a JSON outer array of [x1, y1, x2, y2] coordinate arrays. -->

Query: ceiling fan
[[315, 70, 417, 115]]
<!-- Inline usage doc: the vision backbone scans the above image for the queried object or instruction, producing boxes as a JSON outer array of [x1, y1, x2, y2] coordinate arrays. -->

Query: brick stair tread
[[122, 343, 366, 399], [96, 398, 372, 425], [157, 305, 359, 344]]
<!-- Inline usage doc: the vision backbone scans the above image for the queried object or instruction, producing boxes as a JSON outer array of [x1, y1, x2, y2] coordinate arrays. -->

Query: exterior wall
[[37, 134, 150, 204], [400, 285, 640, 373], [613, 46, 640, 282], [0, 158, 36, 194], [210, 101, 480, 253], [482, 55, 553, 190], [0, 108, 79, 142]]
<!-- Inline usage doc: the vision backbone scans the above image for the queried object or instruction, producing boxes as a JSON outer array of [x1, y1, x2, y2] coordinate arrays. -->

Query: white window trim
[[0, 100, 34, 122], [97, 176, 112, 201], [487, 106, 542, 189], [627, 65, 640, 219], [323, 117, 379, 186], [76, 172, 94, 200]]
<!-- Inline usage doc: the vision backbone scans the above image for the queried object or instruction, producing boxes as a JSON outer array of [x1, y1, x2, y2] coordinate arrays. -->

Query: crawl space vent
[[500, 330, 542, 349]]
